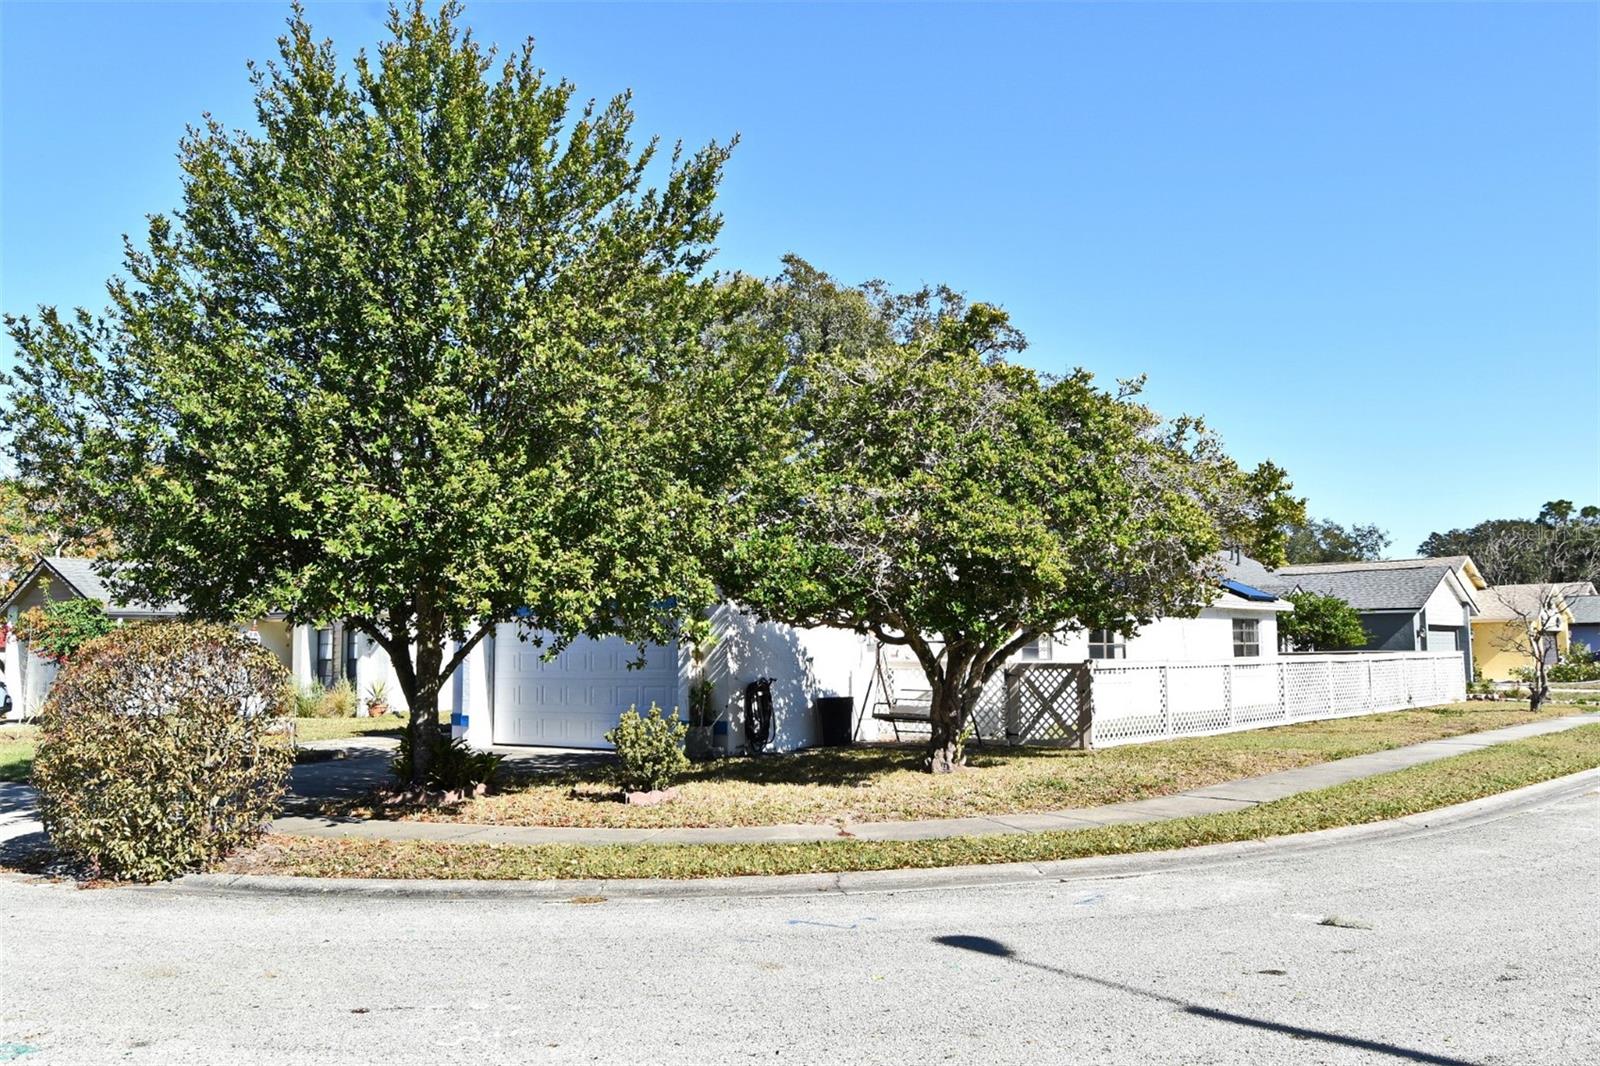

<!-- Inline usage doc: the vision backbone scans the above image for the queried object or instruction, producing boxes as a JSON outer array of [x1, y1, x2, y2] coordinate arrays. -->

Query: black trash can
[[816, 696, 855, 747]]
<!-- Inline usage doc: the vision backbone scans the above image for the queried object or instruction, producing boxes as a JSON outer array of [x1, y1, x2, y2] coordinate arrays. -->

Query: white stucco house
[[2, 553, 1294, 751], [449, 550, 1295, 752]]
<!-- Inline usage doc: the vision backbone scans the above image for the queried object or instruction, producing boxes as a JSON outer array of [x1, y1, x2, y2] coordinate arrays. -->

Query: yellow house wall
[[1471, 618, 1570, 682], [252, 619, 294, 673]]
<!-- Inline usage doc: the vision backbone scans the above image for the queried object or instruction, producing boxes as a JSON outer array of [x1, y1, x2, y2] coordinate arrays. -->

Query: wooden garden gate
[[1003, 662, 1092, 747]]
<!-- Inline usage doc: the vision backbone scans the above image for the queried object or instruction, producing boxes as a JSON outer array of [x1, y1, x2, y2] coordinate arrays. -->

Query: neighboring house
[[2, 556, 185, 719], [0, 557, 425, 721], [1254, 556, 1484, 683], [1566, 593, 1600, 656], [1471, 583, 1577, 682]]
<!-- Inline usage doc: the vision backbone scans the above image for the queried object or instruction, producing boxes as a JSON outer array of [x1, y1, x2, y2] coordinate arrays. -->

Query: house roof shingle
[[1266, 560, 1465, 613], [6, 556, 185, 618], [1565, 595, 1600, 626], [1476, 583, 1584, 623]]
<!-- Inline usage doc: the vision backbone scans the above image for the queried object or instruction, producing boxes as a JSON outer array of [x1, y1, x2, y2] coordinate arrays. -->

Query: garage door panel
[[493, 630, 681, 748]]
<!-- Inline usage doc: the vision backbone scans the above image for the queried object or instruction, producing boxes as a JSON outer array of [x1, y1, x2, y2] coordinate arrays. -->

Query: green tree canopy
[[1284, 517, 1390, 564], [721, 259, 1305, 771], [2, 2, 765, 782], [1420, 501, 1600, 587], [0, 479, 115, 598], [1279, 590, 1367, 652]]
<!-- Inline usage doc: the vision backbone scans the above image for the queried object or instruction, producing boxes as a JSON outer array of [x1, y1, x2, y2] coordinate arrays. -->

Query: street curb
[[152, 765, 1600, 902]]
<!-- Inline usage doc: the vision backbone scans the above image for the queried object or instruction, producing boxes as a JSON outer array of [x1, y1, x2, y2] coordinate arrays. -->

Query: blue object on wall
[[1221, 579, 1277, 602]]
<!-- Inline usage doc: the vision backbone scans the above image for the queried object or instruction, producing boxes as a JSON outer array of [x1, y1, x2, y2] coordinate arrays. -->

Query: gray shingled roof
[[23, 556, 184, 617], [1266, 560, 1464, 612], [1565, 595, 1600, 626], [1476, 583, 1595, 623], [1216, 551, 1277, 588]]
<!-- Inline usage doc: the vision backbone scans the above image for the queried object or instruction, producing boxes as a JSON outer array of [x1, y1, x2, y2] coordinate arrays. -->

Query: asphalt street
[[2, 789, 1597, 1065]]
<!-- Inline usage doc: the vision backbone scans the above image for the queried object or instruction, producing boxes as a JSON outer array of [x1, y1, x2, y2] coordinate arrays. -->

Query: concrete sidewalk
[[272, 713, 1599, 848]]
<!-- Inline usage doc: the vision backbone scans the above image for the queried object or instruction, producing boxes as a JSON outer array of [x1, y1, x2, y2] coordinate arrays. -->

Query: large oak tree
[[3, 2, 769, 782]]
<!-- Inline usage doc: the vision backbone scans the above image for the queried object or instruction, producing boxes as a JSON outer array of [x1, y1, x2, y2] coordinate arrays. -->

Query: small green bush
[[321, 679, 357, 717], [14, 598, 115, 664], [284, 682, 324, 718], [1548, 646, 1600, 683], [32, 621, 293, 881], [391, 730, 502, 793], [605, 702, 689, 793], [283, 680, 358, 718]]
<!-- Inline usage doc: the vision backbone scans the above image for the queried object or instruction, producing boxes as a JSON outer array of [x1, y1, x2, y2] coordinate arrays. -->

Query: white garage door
[[492, 633, 681, 748]]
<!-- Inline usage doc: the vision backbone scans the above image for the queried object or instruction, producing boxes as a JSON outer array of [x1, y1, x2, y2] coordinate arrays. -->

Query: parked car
[[0, 680, 12, 720]]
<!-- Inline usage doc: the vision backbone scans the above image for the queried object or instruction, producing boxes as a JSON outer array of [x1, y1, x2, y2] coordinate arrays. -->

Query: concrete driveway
[[3, 783, 1596, 1064]]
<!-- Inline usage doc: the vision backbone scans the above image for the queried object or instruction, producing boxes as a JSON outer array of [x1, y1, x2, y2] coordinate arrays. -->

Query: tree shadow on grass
[[485, 743, 941, 795], [934, 935, 1479, 1066]]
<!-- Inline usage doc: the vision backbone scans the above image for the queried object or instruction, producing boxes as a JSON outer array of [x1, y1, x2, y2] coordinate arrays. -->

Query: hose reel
[[743, 678, 775, 754]]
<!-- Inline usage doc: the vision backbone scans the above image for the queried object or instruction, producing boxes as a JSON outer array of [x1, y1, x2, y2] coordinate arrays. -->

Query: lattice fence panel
[[972, 673, 1007, 741], [1282, 659, 1332, 722], [1328, 659, 1371, 717], [1167, 664, 1231, 736], [1370, 659, 1409, 708], [1085, 653, 1463, 749], [1232, 662, 1286, 726], [1087, 667, 1166, 746], [1004, 663, 1091, 746]]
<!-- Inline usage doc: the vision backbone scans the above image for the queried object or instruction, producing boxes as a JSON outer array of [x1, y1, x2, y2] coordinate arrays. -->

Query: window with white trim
[[1232, 618, 1261, 658], [315, 626, 335, 686], [1020, 634, 1054, 660], [1088, 628, 1125, 659]]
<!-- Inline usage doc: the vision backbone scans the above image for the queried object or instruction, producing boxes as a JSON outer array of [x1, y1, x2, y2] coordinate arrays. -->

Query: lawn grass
[[289, 715, 411, 743], [0, 724, 38, 783], [229, 723, 1600, 881], [375, 701, 1590, 830]]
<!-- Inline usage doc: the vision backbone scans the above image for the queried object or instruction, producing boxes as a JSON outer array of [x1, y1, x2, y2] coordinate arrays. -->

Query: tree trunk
[[406, 683, 440, 786], [407, 621, 445, 787], [926, 674, 978, 774], [928, 675, 960, 768]]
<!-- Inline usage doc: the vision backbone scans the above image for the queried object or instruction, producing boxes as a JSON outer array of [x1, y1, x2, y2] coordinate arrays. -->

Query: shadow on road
[[933, 934, 1479, 1066]]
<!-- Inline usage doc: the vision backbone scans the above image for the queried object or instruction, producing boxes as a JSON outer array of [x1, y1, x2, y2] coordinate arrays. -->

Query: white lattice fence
[[1083, 666, 1166, 746], [1086, 652, 1466, 748], [972, 673, 1007, 740]]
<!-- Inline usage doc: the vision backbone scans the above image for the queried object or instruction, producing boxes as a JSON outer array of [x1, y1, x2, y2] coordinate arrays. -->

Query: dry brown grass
[[234, 723, 1600, 881], [343, 701, 1590, 829]]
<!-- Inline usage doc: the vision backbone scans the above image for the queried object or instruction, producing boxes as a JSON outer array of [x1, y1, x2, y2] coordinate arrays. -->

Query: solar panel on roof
[[1221, 579, 1277, 602]]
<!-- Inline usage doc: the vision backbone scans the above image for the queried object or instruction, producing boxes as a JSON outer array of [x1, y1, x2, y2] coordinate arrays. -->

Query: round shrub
[[32, 621, 293, 881], [605, 702, 689, 793]]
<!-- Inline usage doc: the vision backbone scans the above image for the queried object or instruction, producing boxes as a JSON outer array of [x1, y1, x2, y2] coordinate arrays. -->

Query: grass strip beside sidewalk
[[231, 723, 1600, 882]]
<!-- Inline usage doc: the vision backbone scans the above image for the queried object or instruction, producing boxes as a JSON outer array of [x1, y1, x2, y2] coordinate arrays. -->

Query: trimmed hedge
[[32, 621, 293, 881]]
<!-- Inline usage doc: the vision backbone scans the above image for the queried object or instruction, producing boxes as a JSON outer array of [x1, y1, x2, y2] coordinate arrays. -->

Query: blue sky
[[2, 1, 1596, 555]]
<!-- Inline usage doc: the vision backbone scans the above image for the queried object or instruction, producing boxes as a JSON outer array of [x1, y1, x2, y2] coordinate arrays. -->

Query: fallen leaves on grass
[[229, 724, 1600, 882]]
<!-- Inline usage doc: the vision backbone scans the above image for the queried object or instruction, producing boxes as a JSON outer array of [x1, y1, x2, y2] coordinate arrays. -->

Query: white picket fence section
[[1086, 652, 1465, 748]]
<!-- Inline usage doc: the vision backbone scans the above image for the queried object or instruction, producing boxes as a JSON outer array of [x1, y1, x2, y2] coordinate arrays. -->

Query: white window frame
[[1232, 618, 1261, 658], [1088, 628, 1126, 660]]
